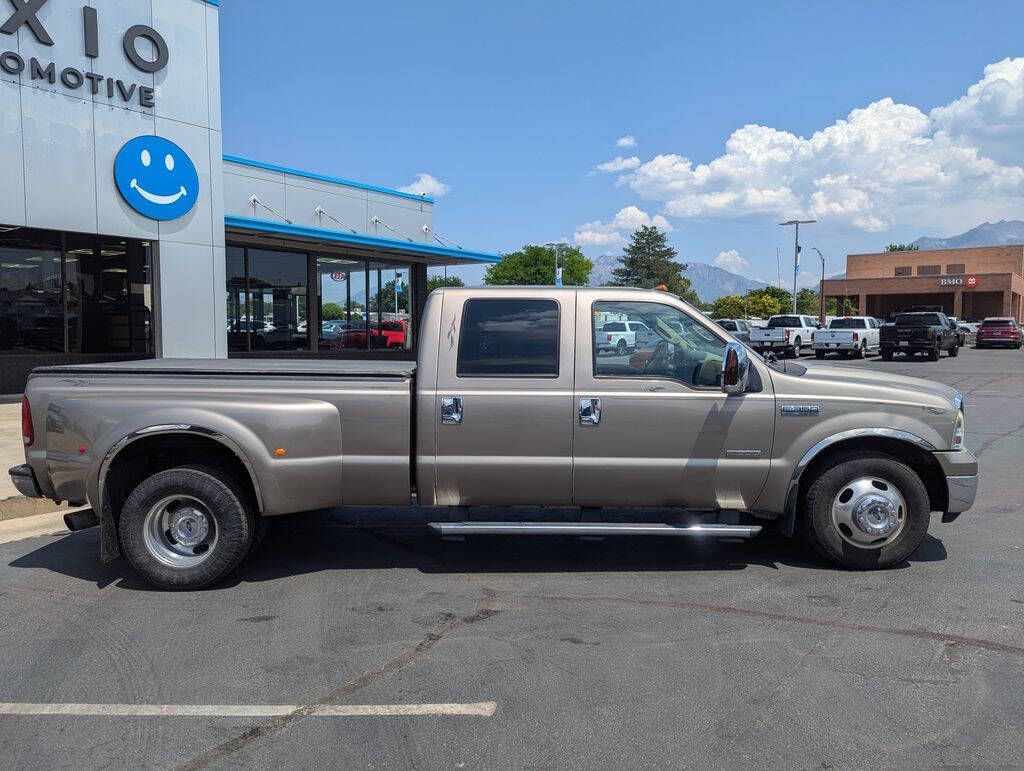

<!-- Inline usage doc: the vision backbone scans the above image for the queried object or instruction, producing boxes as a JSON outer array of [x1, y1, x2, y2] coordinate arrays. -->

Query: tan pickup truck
[[9, 287, 977, 589]]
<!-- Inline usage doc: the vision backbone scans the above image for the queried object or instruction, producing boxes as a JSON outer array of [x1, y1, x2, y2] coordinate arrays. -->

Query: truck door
[[431, 291, 576, 506], [572, 293, 774, 510]]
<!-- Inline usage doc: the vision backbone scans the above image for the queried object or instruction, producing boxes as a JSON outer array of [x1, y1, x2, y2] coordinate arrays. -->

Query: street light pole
[[778, 219, 816, 313], [812, 247, 827, 327], [545, 241, 563, 286]]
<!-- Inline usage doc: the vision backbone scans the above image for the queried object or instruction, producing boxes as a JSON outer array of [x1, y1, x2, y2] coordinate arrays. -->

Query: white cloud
[[713, 249, 749, 274], [398, 173, 451, 198], [574, 206, 673, 247], [609, 57, 1024, 233], [615, 135, 637, 148], [593, 156, 641, 174]]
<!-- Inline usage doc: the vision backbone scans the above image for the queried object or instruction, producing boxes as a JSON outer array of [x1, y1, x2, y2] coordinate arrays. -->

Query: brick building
[[821, 245, 1024, 322]]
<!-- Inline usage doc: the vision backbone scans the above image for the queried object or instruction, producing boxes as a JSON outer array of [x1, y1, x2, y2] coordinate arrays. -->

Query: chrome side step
[[428, 522, 762, 538]]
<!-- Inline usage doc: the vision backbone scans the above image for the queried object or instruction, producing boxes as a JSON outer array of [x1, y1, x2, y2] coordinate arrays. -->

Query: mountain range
[[912, 220, 1024, 250], [587, 254, 769, 300]]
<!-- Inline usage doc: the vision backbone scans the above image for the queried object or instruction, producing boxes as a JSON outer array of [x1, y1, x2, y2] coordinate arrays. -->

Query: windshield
[[717, 321, 738, 331], [767, 316, 801, 328], [895, 313, 942, 326], [829, 318, 865, 329]]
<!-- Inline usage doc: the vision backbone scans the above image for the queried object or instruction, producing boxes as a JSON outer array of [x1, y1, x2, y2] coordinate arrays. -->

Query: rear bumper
[[932, 449, 978, 515], [8, 464, 42, 498], [976, 338, 1020, 347], [812, 341, 858, 350]]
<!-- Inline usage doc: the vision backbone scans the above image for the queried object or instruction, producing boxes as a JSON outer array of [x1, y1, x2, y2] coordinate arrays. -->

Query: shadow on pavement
[[7, 506, 948, 591]]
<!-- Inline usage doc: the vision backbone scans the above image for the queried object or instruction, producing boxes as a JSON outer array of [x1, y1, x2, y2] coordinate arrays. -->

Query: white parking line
[[0, 701, 497, 717]]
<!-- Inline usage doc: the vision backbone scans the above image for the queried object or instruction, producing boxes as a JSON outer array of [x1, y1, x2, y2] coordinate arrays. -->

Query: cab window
[[458, 299, 559, 377], [592, 301, 724, 388]]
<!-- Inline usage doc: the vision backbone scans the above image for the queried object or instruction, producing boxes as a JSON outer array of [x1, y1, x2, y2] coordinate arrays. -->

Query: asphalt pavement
[[0, 346, 1021, 768]]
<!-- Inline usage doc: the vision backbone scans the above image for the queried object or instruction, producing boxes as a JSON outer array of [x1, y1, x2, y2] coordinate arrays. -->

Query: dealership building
[[822, 245, 1024, 323], [0, 0, 498, 394]]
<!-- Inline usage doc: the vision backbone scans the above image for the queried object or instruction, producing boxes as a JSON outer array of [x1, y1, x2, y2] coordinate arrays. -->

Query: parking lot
[[0, 345, 1021, 768]]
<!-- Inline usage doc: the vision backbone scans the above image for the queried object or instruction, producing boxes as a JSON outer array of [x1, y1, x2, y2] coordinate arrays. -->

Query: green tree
[[751, 285, 792, 311], [826, 297, 858, 316], [369, 279, 412, 313], [711, 294, 746, 319], [322, 302, 345, 321], [427, 273, 465, 292], [484, 244, 592, 286], [885, 243, 919, 252], [747, 293, 781, 318], [608, 226, 696, 302], [796, 287, 820, 315]]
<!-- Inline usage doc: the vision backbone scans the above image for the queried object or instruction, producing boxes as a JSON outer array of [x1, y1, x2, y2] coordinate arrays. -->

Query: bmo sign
[[940, 274, 979, 287]]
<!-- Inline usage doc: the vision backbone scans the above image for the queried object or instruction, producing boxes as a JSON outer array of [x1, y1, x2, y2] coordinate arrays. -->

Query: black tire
[[815, 350, 826, 359], [881, 350, 893, 361], [948, 343, 959, 357], [927, 343, 940, 361], [800, 452, 931, 569], [119, 465, 256, 590], [616, 340, 627, 355], [793, 337, 802, 357], [855, 341, 866, 359]]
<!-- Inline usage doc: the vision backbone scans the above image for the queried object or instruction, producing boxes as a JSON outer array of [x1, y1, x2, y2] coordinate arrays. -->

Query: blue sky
[[221, 1, 1024, 289]]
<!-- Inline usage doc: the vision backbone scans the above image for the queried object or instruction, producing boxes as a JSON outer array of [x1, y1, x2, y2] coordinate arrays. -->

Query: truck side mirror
[[721, 342, 749, 395]]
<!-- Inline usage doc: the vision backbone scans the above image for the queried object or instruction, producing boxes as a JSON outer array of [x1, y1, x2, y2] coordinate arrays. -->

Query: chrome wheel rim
[[142, 494, 218, 568], [830, 476, 907, 549]]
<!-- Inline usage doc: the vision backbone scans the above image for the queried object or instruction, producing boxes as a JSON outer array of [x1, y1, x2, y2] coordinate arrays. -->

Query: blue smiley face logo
[[114, 136, 200, 221]]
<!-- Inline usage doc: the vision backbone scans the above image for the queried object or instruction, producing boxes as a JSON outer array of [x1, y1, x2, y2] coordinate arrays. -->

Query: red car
[[339, 320, 409, 350], [975, 317, 1022, 349]]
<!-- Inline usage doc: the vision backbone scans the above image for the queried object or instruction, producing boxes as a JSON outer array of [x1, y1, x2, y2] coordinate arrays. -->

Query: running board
[[428, 522, 762, 538]]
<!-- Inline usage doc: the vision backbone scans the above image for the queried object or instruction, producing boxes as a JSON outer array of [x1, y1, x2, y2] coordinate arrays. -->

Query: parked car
[[714, 318, 751, 343], [11, 287, 977, 589], [596, 320, 655, 355], [749, 314, 820, 358], [812, 316, 881, 359], [975, 317, 1022, 349], [880, 312, 959, 361]]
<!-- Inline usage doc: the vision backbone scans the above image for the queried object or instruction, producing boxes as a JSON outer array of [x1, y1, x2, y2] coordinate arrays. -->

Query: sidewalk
[[0, 401, 23, 502]]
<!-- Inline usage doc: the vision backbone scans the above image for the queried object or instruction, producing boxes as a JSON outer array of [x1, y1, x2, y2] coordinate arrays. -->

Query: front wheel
[[119, 465, 257, 590], [800, 452, 930, 569], [948, 343, 959, 357]]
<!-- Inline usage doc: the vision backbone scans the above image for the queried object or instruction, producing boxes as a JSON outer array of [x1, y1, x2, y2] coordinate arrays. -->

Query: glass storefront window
[[0, 226, 151, 355], [227, 244, 417, 355]]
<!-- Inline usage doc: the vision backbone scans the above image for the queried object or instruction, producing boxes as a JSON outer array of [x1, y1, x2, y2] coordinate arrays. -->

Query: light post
[[778, 219, 816, 312], [545, 241, 563, 286], [812, 247, 827, 327]]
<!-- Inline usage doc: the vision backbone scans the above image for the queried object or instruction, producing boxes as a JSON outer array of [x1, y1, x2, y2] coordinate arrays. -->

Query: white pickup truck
[[812, 316, 881, 359], [749, 314, 820, 358], [597, 320, 655, 355]]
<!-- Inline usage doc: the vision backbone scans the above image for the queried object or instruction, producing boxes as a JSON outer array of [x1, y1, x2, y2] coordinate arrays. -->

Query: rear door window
[[457, 299, 560, 377]]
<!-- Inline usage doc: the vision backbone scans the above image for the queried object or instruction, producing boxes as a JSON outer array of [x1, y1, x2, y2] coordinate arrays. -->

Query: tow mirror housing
[[721, 342, 749, 395]]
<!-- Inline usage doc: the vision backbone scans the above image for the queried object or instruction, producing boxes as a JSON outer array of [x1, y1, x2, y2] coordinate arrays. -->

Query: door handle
[[440, 396, 463, 424], [578, 397, 601, 426]]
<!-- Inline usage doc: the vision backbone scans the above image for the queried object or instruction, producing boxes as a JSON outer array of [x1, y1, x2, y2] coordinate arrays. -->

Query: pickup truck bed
[[23, 359, 417, 521]]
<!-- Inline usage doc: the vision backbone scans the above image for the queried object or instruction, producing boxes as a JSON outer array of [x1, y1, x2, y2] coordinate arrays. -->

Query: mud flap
[[99, 503, 120, 563]]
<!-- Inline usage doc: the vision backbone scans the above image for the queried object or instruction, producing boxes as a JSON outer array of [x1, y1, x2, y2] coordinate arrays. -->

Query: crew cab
[[749, 315, 819, 358], [975, 317, 1022, 349], [812, 316, 881, 359], [10, 287, 977, 589], [880, 312, 960, 361]]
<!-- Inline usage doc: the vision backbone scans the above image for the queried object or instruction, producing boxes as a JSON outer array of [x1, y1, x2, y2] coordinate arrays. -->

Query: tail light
[[852, 332, 859, 342], [784, 329, 791, 340], [607, 333, 613, 342], [21, 396, 34, 447]]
